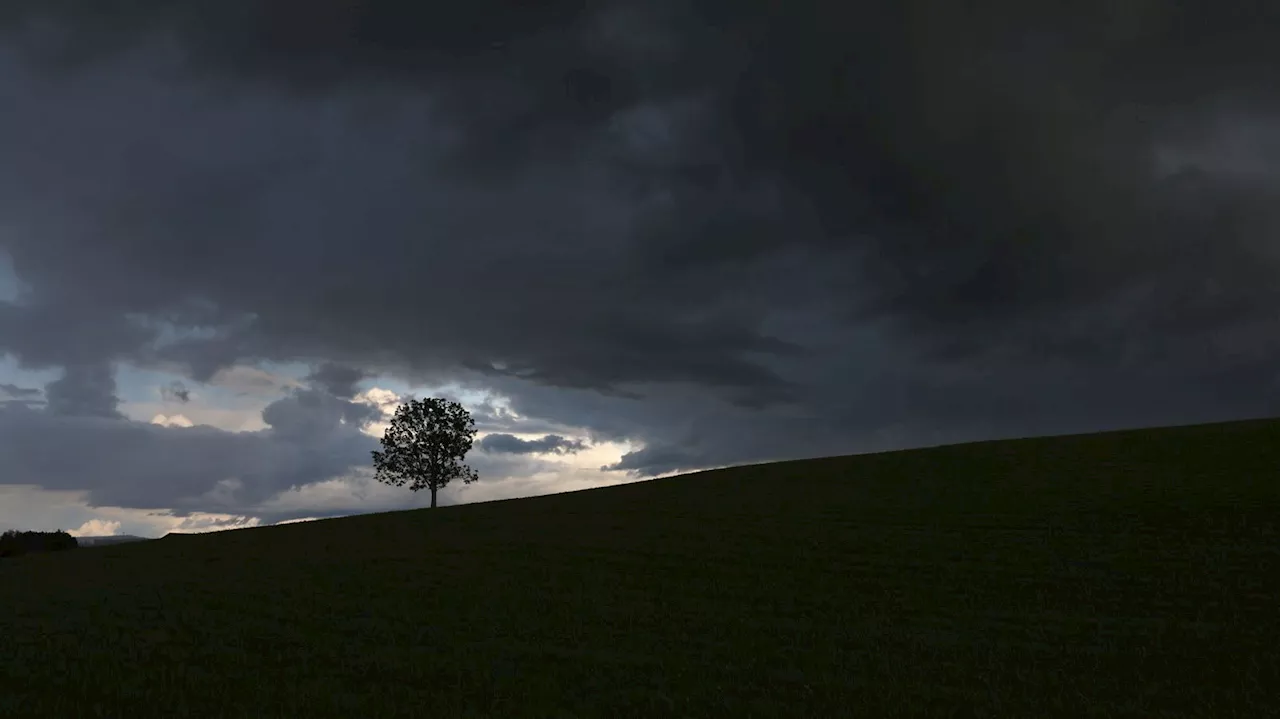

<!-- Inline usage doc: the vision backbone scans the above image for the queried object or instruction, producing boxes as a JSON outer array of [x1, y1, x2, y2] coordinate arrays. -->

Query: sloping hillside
[[2, 418, 1278, 717]]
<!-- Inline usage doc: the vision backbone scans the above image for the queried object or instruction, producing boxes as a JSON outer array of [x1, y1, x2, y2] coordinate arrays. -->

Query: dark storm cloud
[[601, 443, 701, 476], [43, 362, 125, 419], [0, 383, 40, 399], [478, 433, 588, 456], [159, 380, 190, 403], [0, 39, 801, 407], [1, 0, 1280, 479], [0, 298, 156, 368], [262, 387, 380, 442], [0, 381, 44, 409], [472, 341, 1280, 479], [305, 363, 365, 400]]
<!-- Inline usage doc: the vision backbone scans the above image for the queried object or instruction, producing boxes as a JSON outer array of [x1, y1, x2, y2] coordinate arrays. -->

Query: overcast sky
[[3, 1, 1280, 538]]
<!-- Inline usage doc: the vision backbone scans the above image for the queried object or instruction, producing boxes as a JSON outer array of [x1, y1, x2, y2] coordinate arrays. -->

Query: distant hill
[[75, 535, 152, 547], [7, 416, 1280, 716]]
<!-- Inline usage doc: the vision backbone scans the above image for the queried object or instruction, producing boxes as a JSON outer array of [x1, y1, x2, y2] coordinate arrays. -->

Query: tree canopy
[[371, 397, 479, 508], [0, 529, 78, 558]]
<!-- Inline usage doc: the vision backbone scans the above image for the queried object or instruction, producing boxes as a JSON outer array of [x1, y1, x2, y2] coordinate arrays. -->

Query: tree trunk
[[430, 487, 437, 508]]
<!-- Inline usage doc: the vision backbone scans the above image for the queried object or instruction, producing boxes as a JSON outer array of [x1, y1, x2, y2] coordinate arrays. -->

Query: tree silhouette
[[372, 397, 479, 508], [0, 529, 78, 558]]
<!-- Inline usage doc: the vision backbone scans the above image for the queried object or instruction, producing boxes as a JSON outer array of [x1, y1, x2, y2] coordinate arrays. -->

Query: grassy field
[[2, 418, 1279, 718]]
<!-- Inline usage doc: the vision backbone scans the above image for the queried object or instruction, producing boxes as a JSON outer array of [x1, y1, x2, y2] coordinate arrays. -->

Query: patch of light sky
[[116, 360, 313, 431], [0, 484, 262, 538], [357, 377, 645, 482], [362, 376, 492, 409], [6, 340, 655, 536], [0, 353, 61, 392], [14, 337, 645, 473]]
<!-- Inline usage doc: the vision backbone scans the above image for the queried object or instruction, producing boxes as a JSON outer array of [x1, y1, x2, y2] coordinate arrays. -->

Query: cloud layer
[[478, 433, 588, 456], [1, 0, 1279, 526]]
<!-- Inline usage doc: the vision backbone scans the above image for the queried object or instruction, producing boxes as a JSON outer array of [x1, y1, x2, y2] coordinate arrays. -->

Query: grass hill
[[2, 418, 1278, 717]]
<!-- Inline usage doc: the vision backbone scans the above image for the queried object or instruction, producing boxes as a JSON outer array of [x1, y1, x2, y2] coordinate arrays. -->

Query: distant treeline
[[0, 529, 79, 558]]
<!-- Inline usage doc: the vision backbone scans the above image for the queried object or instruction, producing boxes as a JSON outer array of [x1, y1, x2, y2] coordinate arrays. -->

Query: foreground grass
[[3, 419, 1279, 718]]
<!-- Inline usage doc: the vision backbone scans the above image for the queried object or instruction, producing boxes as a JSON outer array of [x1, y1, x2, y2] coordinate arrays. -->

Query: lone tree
[[372, 397, 479, 508]]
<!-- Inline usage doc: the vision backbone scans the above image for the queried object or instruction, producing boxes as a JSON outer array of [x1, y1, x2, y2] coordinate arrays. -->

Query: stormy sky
[[3, 1, 1280, 537]]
